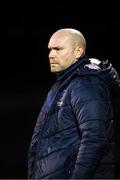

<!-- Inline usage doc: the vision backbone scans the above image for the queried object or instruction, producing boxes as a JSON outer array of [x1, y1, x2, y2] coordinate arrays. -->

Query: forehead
[[48, 32, 71, 48]]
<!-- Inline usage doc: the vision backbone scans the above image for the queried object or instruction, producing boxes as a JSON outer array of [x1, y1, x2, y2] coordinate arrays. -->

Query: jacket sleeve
[[70, 78, 111, 179]]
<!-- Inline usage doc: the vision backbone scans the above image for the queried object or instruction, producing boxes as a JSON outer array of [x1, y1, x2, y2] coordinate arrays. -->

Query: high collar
[[56, 56, 89, 81]]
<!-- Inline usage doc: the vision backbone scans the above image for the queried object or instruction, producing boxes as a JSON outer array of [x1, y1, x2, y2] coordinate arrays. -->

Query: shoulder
[[68, 75, 101, 91], [68, 75, 110, 101]]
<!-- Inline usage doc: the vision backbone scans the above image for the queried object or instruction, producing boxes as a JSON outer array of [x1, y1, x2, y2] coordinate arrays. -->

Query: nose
[[48, 49, 56, 58]]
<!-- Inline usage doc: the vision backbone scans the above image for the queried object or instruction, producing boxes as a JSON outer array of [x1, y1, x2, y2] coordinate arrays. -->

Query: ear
[[75, 47, 84, 58]]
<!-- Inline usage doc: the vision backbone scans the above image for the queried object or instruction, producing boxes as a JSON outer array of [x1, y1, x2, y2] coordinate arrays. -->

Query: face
[[48, 32, 80, 73]]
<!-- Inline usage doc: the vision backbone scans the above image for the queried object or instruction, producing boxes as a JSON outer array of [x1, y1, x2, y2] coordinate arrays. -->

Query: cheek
[[64, 53, 74, 64], [58, 52, 74, 67]]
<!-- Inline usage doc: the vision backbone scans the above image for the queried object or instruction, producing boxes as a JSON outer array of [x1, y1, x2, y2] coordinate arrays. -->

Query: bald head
[[49, 28, 86, 52]]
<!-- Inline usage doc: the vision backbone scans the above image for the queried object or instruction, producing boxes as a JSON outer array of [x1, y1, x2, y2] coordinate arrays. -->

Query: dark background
[[0, 4, 120, 178]]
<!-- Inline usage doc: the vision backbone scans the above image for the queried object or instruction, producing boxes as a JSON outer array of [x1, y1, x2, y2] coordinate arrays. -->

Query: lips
[[50, 63, 58, 65]]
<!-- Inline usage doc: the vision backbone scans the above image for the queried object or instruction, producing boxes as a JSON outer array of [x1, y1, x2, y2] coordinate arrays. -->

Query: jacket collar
[[56, 56, 89, 81]]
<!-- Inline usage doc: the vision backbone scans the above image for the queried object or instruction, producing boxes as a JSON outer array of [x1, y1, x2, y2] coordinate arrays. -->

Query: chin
[[50, 69, 58, 73]]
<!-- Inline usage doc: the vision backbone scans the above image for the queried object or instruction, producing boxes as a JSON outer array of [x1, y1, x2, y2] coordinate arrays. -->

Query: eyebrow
[[48, 46, 63, 50]]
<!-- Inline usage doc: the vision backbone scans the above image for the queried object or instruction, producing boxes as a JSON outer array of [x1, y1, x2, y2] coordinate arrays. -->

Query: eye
[[54, 47, 62, 51], [48, 47, 63, 53]]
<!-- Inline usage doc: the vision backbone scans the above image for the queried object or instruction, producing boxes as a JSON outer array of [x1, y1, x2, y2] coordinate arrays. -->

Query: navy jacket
[[28, 56, 120, 179]]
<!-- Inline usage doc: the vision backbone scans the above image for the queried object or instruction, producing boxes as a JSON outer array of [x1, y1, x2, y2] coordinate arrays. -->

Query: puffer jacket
[[28, 56, 120, 179]]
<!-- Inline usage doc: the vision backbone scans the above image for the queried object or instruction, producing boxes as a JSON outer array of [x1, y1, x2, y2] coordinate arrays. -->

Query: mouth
[[50, 63, 58, 65]]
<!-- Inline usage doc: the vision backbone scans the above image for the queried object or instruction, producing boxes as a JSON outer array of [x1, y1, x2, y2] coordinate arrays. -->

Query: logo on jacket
[[57, 89, 67, 107]]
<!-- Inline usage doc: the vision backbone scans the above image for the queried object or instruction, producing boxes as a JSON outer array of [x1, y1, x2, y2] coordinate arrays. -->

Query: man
[[28, 28, 120, 179]]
